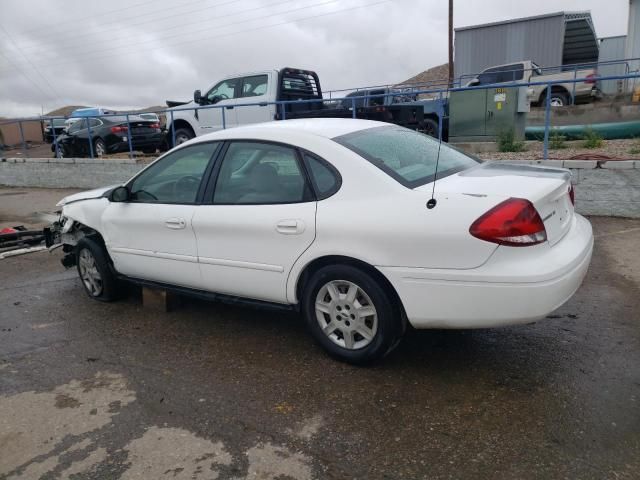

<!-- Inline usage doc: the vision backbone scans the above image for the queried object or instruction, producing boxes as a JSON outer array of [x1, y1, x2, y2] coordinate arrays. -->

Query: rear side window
[[334, 126, 479, 188], [499, 64, 524, 82], [303, 153, 341, 199], [213, 142, 313, 205], [242, 75, 268, 97]]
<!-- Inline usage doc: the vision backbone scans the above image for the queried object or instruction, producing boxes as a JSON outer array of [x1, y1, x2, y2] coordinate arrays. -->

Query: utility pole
[[448, 0, 454, 86]]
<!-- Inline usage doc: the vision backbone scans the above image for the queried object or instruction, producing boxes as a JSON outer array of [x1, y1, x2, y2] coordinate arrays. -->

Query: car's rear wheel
[[94, 138, 106, 157], [76, 237, 119, 302], [420, 118, 439, 138], [541, 90, 570, 107], [302, 264, 404, 364]]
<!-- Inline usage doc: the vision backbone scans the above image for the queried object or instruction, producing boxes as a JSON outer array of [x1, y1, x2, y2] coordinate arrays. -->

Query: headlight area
[[44, 216, 99, 269]]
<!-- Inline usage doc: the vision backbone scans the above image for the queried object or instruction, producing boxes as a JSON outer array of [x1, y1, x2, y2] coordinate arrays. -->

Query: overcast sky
[[0, 0, 630, 117]]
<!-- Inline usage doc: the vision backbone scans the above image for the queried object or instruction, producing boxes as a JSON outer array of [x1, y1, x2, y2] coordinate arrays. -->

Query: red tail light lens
[[585, 73, 597, 84], [110, 125, 128, 133], [150, 123, 160, 129], [568, 185, 575, 205], [470, 198, 547, 247]]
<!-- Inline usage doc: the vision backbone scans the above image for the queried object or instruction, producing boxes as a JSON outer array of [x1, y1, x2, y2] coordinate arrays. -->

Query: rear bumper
[[379, 214, 593, 329]]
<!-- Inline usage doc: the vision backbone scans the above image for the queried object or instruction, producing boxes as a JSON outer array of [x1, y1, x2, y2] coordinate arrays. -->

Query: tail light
[[469, 198, 547, 247], [568, 185, 575, 205], [110, 125, 128, 133], [150, 123, 160, 129], [585, 73, 597, 85]]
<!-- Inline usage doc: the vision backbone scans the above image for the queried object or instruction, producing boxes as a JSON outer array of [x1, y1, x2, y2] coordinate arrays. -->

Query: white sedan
[[49, 119, 593, 363]]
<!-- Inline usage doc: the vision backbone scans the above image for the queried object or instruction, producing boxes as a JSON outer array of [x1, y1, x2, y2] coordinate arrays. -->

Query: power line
[[0, 50, 53, 103], [0, 24, 63, 104], [16, 0, 246, 53], [18, 0, 168, 36], [16, 0, 298, 61], [0, 0, 372, 73]]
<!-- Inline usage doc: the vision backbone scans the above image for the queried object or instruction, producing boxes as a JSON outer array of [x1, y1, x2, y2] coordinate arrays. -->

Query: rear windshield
[[334, 126, 480, 188]]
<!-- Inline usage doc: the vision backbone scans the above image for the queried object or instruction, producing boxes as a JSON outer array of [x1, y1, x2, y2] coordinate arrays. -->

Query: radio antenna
[[427, 84, 449, 210]]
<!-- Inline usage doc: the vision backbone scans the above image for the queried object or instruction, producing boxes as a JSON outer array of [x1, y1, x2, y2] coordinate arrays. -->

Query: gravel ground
[[477, 139, 640, 161]]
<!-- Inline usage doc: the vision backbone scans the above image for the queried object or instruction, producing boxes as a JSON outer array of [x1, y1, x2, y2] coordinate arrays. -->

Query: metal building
[[626, 0, 640, 88], [599, 36, 627, 95], [454, 12, 600, 80]]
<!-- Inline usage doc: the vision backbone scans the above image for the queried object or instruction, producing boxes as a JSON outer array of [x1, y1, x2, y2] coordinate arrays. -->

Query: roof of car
[[192, 118, 387, 144]]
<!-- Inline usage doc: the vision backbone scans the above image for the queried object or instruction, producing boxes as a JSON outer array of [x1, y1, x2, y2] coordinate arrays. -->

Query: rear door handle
[[165, 217, 186, 230], [225, 106, 234, 109], [276, 219, 305, 235]]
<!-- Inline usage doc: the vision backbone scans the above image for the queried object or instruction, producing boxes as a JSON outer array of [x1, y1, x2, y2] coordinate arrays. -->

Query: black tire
[[94, 138, 107, 157], [302, 264, 404, 364], [76, 237, 119, 302], [541, 90, 570, 108], [420, 118, 439, 138], [172, 128, 194, 147]]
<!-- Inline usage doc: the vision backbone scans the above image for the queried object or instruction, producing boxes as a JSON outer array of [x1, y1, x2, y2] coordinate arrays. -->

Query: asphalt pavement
[[0, 188, 639, 479]]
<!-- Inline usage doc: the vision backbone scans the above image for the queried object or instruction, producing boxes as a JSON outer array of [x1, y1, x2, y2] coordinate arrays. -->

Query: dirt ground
[[0, 187, 639, 479]]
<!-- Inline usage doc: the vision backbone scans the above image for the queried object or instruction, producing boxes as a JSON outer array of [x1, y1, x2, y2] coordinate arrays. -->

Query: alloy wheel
[[78, 248, 103, 297], [315, 280, 378, 350]]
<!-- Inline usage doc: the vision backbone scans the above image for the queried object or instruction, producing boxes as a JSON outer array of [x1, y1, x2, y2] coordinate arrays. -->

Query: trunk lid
[[419, 162, 574, 246]]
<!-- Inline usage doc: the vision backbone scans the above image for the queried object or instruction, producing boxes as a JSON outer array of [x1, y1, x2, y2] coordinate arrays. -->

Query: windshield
[[334, 126, 480, 188]]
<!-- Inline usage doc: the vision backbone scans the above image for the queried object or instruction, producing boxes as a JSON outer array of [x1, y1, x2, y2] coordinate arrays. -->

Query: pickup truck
[[341, 88, 449, 139], [165, 68, 424, 146], [465, 60, 598, 107]]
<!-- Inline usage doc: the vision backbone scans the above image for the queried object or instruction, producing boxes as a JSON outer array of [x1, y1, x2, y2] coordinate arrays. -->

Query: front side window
[[206, 78, 239, 103], [478, 67, 500, 85], [130, 142, 218, 204], [334, 126, 479, 188], [241, 75, 268, 97], [213, 142, 311, 204]]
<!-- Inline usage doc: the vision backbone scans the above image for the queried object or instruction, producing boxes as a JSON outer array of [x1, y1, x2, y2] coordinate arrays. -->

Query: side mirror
[[110, 186, 130, 202], [193, 89, 202, 104], [468, 79, 480, 87]]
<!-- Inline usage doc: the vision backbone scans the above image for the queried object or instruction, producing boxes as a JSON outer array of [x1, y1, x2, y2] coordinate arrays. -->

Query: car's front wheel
[[302, 265, 404, 364], [76, 237, 119, 302]]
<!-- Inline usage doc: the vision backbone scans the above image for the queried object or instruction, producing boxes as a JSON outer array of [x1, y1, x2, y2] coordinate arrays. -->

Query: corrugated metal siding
[[455, 14, 565, 80], [627, 0, 640, 91], [599, 36, 627, 95]]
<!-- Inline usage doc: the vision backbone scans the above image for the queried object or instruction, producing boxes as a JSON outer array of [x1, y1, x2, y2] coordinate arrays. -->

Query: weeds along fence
[[2, 70, 640, 162]]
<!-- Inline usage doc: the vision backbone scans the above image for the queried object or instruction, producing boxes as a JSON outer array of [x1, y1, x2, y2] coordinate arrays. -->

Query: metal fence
[[2, 70, 640, 163]]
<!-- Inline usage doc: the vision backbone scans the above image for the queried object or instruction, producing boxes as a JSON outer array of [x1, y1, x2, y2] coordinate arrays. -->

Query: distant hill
[[45, 106, 88, 116], [397, 63, 450, 98], [45, 105, 166, 117]]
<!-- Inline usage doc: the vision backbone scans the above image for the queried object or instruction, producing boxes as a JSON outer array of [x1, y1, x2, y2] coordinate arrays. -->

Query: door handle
[[165, 218, 186, 230], [225, 106, 234, 109], [276, 219, 305, 235], [487, 110, 494, 119]]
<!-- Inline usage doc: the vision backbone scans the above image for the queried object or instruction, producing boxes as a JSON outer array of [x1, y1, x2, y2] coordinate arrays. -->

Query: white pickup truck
[[466, 60, 598, 107], [164, 67, 425, 146]]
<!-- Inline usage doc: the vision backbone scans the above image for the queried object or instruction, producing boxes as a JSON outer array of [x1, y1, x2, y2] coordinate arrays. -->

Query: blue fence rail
[[2, 71, 640, 162]]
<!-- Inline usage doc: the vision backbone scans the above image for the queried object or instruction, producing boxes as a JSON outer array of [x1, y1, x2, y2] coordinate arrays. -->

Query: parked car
[[51, 115, 163, 157], [139, 112, 160, 123], [466, 60, 599, 106], [64, 107, 115, 129], [43, 118, 67, 143], [165, 67, 424, 147], [46, 119, 593, 364]]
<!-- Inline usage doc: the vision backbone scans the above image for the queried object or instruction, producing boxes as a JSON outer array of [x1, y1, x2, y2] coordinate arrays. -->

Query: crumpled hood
[[56, 185, 118, 207]]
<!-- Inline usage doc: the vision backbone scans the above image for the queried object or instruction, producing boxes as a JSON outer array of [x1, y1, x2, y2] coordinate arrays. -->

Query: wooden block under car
[[142, 287, 181, 312]]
